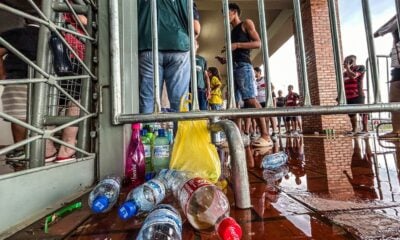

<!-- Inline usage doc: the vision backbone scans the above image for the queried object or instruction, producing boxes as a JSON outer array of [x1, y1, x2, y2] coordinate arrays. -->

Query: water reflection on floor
[[7, 134, 400, 240]]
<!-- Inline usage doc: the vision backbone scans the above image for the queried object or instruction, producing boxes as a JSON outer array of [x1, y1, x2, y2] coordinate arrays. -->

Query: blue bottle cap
[[145, 172, 155, 181], [91, 196, 109, 213], [158, 128, 165, 137], [118, 201, 138, 220]]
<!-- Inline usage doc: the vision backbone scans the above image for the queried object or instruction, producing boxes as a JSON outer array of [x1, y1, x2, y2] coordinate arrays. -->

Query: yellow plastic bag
[[170, 95, 221, 182]]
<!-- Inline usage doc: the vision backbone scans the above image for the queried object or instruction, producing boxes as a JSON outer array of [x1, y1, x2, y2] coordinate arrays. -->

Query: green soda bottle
[[141, 129, 154, 180]]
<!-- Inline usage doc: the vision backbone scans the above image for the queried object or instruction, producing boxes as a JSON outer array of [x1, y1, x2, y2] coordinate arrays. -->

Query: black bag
[[49, 32, 74, 76]]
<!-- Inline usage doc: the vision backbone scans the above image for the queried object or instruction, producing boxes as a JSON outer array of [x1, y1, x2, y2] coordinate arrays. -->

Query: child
[[207, 67, 223, 110]]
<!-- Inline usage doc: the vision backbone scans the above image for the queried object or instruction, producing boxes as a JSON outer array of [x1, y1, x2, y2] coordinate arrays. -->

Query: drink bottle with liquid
[[140, 129, 155, 180], [168, 172, 242, 240], [136, 204, 182, 240], [152, 129, 170, 172], [125, 123, 145, 186], [88, 175, 121, 213], [118, 178, 166, 220], [260, 151, 288, 170]]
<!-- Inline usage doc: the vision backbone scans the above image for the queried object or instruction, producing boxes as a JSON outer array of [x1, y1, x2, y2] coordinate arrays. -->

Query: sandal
[[252, 137, 273, 147], [45, 153, 57, 163], [54, 155, 76, 163]]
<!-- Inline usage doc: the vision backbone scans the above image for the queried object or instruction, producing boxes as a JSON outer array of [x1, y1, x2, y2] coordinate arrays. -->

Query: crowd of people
[[1, 1, 400, 164]]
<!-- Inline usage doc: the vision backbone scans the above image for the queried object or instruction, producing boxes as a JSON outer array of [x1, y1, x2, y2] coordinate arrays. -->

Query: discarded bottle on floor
[[261, 151, 288, 170], [125, 123, 145, 187], [152, 129, 170, 172], [136, 204, 182, 240], [88, 175, 121, 213], [174, 175, 242, 239], [262, 164, 289, 183], [141, 129, 155, 181], [118, 178, 166, 220]]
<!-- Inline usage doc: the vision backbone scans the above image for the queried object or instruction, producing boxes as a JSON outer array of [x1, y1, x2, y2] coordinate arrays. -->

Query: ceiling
[[196, 0, 295, 76]]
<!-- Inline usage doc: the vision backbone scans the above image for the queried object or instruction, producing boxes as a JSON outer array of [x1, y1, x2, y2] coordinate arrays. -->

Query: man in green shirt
[[195, 41, 210, 110], [138, 0, 201, 113]]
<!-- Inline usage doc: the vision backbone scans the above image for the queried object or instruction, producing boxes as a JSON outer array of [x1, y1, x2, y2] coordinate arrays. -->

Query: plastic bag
[[49, 32, 74, 76], [170, 95, 221, 182]]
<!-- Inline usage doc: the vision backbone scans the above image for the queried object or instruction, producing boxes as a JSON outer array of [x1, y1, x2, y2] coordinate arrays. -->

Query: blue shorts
[[233, 62, 256, 103]]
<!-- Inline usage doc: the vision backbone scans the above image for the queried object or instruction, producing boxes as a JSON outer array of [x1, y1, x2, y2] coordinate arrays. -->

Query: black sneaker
[[5, 149, 26, 161]]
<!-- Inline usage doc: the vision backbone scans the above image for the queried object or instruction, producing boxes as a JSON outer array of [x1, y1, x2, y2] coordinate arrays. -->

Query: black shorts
[[347, 96, 365, 117], [391, 68, 400, 82], [285, 116, 297, 122], [260, 102, 266, 108]]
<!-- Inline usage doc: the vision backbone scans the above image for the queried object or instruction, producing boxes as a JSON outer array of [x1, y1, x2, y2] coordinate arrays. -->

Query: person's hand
[[215, 56, 226, 64], [206, 88, 211, 100], [231, 43, 239, 51]]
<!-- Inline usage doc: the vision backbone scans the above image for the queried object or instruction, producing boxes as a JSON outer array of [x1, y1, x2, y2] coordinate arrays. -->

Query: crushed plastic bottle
[[88, 176, 121, 213], [118, 178, 166, 220], [260, 151, 288, 170], [136, 204, 182, 240]]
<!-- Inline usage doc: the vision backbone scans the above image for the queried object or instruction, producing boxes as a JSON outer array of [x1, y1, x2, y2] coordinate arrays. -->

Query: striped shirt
[[344, 65, 365, 100]]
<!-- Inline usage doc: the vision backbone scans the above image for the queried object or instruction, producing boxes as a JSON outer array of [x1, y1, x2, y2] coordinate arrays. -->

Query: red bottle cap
[[217, 217, 242, 240]]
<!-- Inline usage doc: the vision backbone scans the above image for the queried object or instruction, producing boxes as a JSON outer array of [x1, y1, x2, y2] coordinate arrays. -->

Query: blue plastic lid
[[118, 201, 138, 220], [158, 128, 165, 137], [145, 172, 155, 181], [141, 129, 148, 136], [91, 196, 109, 213]]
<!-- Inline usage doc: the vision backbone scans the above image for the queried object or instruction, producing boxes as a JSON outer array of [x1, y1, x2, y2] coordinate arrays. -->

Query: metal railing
[[0, 1, 96, 167]]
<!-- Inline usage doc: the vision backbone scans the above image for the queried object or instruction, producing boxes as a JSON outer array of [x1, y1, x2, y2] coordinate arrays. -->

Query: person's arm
[[231, 19, 261, 51], [357, 65, 366, 97], [374, 16, 397, 37], [205, 71, 211, 99], [344, 62, 358, 78], [0, 48, 7, 80]]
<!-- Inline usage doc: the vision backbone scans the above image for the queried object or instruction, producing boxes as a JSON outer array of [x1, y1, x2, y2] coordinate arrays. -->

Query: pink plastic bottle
[[125, 123, 145, 187]]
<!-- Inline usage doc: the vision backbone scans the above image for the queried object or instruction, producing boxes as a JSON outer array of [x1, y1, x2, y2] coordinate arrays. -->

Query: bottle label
[[179, 178, 211, 214], [131, 179, 166, 211], [147, 179, 166, 204], [144, 144, 151, 158], [154, 145, 170, 158], [137, 208, 182, 239]]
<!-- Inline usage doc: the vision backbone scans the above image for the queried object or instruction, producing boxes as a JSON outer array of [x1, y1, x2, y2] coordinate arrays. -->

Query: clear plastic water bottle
[[118, 178, 166, 220], [88, 175, 121, 213], [262, 164, 289, 183], [261, 151, 288, 170], [126, 123, 145, 187], [141, 129, 154, 181], [174, 176, 242, 240], [136, 204, 182, 240], [152, 129, 170, 172]]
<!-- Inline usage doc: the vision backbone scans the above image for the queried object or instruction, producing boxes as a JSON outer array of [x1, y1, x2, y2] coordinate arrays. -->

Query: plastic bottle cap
[[132, 123, 141, 130], [118, 201, 138, 220], [91, 196, 109, 213], [141, 129, 148, 136], [217, 217, 242, 240], [158, 128, 165, 137]]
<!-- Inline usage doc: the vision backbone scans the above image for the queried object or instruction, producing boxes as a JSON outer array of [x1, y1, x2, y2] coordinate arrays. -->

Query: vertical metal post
[[222, 0, 236, 109], [292, 0, 311, 106], [151, 0, 161, 113], [188, 0, 199, 111], [209, 120, 251, 209], [109, 0, 122, 124], [76, 4, 93, 157], [361, 0, 381, 103], [327, 0, 346, 105], [257, 0, 273, 108], [29, 0, 53, 168]]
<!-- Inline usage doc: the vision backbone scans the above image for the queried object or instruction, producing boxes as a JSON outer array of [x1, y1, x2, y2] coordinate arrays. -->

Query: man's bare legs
[[11, 123, 26, 143], [57, 101, 79, 158], [244, 98, 270, 141]]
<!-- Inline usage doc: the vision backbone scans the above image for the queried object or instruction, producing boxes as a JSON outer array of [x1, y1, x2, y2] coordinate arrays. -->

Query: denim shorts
[[139, 51, 190, 113], [233, 62, 256, 103]]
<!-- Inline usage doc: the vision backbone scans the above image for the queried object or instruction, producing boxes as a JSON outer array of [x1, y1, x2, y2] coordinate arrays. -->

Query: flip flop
[[54, 155, 76, 163], [252, 137, 273, 147], [45, 153, 57, 163]]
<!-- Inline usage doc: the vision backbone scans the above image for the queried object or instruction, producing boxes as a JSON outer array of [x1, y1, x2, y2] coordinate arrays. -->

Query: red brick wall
[[295, 0, 351, 133]]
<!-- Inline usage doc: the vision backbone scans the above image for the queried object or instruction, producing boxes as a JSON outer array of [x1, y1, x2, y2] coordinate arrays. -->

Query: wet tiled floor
[[6, 134, 400, 239]]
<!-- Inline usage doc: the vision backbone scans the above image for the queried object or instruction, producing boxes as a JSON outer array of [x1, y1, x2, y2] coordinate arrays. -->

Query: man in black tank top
[[216, 3, 272, 147]]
